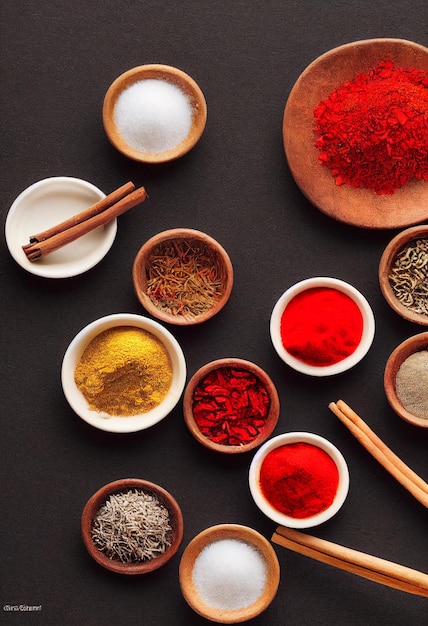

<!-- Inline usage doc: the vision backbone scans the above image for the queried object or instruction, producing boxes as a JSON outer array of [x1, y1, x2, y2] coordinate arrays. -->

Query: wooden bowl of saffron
[[379, 225, 428, 326], [384, 333, 428, 428], [283, 38, 428, 229], [103, 64, 207, 164], [183, 358, 280, 454], [133, 228, 234, 326], [179, 524, 280, 623], [81, 478, 184, 574]]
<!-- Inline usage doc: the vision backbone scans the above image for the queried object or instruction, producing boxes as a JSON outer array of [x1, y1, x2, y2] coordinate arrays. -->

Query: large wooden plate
[[283, 39, 428, 229]]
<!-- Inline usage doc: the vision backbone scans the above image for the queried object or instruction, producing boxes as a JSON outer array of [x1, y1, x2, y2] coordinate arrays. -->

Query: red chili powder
[[314, 60, 428, 195], [259, 442, 339, 518], [280, 287, 363, 367]]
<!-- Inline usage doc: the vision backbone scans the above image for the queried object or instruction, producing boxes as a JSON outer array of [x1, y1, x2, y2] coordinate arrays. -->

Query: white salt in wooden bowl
[[179, 524, 280, 623], [103, 64, 207, 163], [81, 478, 184, 574], [384, 333, 428, 428]]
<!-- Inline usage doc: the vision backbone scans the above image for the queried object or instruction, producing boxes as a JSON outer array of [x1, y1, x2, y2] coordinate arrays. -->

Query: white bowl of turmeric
[[61, 313, 186, 433]]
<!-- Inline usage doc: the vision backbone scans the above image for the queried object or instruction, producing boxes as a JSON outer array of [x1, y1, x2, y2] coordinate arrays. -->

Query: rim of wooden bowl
[[179, 524, 280, 623], [103, 64, 207, 163], [183, 358, 280, 454], [384, 333, 428, 428], [132, 228, 234, 326], [283, 38, 428, 229], [81, 478, 184, 574], [379, 225, 428, 326]]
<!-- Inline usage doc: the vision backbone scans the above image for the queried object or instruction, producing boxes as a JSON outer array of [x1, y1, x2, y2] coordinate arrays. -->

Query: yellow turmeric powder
[[74, 326, 173, 416]]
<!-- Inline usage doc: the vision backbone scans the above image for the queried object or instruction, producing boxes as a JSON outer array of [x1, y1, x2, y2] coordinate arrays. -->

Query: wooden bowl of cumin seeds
[[379, 225, 428, 326], [132, 228, 234, 326], [81, 478, 184, 574]]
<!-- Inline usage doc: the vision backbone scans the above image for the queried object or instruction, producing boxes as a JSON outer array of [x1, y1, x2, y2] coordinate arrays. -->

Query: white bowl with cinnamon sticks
[[5, 177, 122, 278]]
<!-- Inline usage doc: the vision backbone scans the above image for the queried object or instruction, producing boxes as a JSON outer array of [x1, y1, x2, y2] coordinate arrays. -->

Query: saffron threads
[[74, 326, 173, 416], [192, 367, 271, 446], [192, 538, 267, 610], [388, 239, 428, 316], [145, 239, 225, 320], [114, 79, 193, 154], [259, 443, 339, 518], [280, 287, 363, 367], [395, 351, 428, 421], [314, 60, 428, 195], [91, 489, 173, 563]]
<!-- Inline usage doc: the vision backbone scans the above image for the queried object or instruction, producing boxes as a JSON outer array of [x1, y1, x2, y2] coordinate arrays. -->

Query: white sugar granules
[[192, 538, 267, 611], [114, 79, 193, 154]]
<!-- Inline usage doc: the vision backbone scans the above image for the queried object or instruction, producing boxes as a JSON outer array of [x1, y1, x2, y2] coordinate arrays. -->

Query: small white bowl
[[5, 177, 117, 278], [249, 432, 349, 529], [270, 277, 375, 376], [61, 313, 186, 433]]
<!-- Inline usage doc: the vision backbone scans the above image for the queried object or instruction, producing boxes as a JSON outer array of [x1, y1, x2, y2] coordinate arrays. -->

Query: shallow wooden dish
[[283, 38, 428, 229], [103, 64, 207, 163], [81, 478, 184, 574], [379, 225, 428, 325], [179, 524, 280, 623], [133, 228, 233, 326], [183, 358, 280, 454], [384, 333, 428, 428]]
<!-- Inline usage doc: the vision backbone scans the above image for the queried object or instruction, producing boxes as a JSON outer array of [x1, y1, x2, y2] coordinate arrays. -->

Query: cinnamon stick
[[272, 526, 428, 597], [329, 400, 428, 508], [23, 186, 147, 262], [28, 181, 136, 243]]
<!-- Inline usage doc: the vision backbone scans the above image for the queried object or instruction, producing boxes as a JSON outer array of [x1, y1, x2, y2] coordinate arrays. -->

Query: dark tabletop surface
[[1, 2, 427, 625]]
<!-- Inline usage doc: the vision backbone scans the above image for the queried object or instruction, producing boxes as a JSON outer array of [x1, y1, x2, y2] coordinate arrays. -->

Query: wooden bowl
[[179, 524, 280, 623], [183, 358, 280, 454], [283, 38, 428, 229], [133, 228, 234, 326], [379, 225, 428, 325], [81, 478, 184, 574], [384, 333, 428, 428], [103, 64, 207, 163]]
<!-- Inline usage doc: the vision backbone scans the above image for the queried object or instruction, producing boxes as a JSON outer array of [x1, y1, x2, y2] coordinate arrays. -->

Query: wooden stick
[[22, 186, 147, 262], [27, 181, 136, 243], [272, 527, 428, 598], [329, 400, 428, 508]]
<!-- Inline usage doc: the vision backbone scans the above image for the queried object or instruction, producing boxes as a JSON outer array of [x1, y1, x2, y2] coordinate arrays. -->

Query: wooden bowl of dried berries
[[133, 228, 234, 326], [379, 225, 428, 326], [183, 358, 280, 454], [81, 478, 184, 574]]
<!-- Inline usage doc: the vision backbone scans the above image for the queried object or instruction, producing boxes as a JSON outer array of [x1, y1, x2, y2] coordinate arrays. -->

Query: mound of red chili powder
[[192, 367, 270, 446], [259, 442, 339, 518], [280, 287, 363, 367], [314, 60, 428, 195]]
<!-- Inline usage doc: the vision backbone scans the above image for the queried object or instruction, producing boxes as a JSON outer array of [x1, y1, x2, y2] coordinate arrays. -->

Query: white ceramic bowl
[[61, 313, 186, 433], [270, 277, 375, 376], [249, 432, 349, 529], [5, 177, 117, 278]]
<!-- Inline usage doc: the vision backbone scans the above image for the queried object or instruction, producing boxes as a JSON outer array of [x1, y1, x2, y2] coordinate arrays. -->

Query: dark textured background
[[1, 2, 427, 624]]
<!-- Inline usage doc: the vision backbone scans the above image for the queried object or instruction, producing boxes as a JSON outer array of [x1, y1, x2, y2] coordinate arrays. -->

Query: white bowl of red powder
[[270, 277, 375, 376], [249, 432, 349, 529]]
